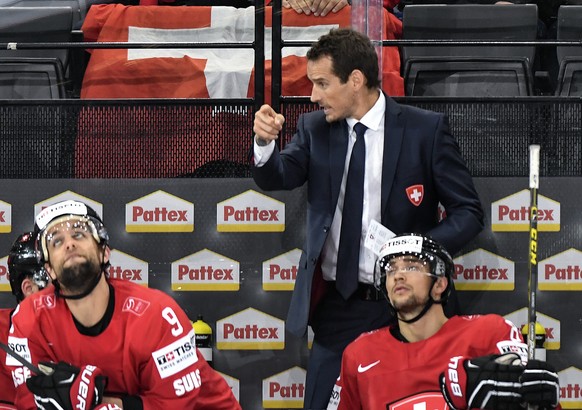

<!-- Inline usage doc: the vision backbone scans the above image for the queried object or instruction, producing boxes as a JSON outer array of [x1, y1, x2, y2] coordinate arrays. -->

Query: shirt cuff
[[253, 136, 275, 167]]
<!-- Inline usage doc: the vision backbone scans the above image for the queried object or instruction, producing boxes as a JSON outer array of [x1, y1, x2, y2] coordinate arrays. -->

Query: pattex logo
[[171, 249, 239, 291], [453, 249, 514, 291], [491, 189, 560, 232], [0, 199, 11, 234], [539, 248, 582, 291], [262, 367, 305, 408], [126, 190, 193, 232], [216, 308, 284, 350], [108, 249, 149, 286], [217, 190, 285, 232], [262, 249, 301, 291]]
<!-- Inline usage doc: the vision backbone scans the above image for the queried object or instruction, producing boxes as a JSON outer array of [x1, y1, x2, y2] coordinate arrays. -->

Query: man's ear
[[21, 277, 35, 298], [433, 276, 448, 299], [349, 69, 366, 90]]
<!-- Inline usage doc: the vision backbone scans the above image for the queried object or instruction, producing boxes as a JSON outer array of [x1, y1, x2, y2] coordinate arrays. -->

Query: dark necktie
[[336, 122, 367, 300]]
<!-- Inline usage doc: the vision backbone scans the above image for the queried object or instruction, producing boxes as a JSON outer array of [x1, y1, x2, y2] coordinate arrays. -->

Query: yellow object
[[192, 315, 213, 364], [521, 322, 546, 347]]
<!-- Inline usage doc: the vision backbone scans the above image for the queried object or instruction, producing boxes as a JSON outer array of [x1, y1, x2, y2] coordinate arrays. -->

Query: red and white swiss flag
[[81, 4, 404, 100], [406, 184, 424, 207]]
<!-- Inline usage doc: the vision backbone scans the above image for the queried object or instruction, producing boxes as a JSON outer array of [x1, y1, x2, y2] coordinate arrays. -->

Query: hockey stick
[[0, 340, 48, 375], [527, 144, 540, 362]]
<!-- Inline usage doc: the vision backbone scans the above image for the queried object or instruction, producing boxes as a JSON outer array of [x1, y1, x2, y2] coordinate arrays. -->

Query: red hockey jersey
[[0, 308, 16, 406], [328, 314, 528, 410], [7, 279, 240, 409]]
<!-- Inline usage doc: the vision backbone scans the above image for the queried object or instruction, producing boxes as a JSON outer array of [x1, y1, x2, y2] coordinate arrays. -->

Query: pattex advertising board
[[0, 177, 579, 410]]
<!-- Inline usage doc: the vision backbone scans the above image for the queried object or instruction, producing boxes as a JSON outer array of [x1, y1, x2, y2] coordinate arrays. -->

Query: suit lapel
[[330, 120, 349, 211], [381, 96, 404, 219]]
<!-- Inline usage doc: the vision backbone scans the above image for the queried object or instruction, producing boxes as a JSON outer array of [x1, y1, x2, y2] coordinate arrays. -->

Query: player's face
[[44, 218, 107, 293], [385, 255, 433, 313], [307, 56, 356, 123]]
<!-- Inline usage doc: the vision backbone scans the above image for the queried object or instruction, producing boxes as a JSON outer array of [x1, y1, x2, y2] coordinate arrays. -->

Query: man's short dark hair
[[307, 28, 380, 89]]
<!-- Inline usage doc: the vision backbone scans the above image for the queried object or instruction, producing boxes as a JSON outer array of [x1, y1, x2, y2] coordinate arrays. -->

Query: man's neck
[[399, 307, 448, 343], [352, 88, 381, 120], [65, 275, 110, 327]]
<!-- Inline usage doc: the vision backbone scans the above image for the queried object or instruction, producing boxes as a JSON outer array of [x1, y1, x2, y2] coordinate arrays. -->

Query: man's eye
[[51, 238, 63, 248]]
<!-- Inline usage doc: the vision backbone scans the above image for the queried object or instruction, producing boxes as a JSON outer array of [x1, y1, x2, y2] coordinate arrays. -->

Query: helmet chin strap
[[395, 277, 443, 324]]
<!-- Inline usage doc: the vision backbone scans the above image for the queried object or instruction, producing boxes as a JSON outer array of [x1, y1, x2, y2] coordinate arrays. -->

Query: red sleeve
[[7, 301, 52, 410], [328, 342, 361, 410], [133, 293, 240, 409], [0, 309, 17, 405]]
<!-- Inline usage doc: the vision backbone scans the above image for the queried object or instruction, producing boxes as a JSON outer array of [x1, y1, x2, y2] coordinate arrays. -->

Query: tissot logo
[[152, 330, 198, 379], [262, 366, 306, 408], [126, 190, 193, 233], [504, 308, 560, 350], [171, 249, 239, 291], [452, 249, 514, 291], [491, 189, 560, 232], [217, 190, 285, 232], [108, 249, 149, 286], [35, 191, 103, 221], [217, 308, 284, 350], [263, 249, 301, 291], [539, 248, 582, 291]]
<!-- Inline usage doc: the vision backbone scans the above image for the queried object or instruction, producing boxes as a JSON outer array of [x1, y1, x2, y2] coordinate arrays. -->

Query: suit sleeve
[[425, 114, 484, 254], [135, 295, 240, 410], [252, 113, 312, 191]]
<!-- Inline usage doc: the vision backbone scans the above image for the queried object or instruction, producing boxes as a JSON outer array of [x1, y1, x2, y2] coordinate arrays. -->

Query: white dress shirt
[[253, 93, 386, 285]]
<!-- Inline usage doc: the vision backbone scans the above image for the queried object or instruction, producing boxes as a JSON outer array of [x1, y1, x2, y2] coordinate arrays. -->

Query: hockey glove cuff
[[26, 361, 107, 410], [519, 359, 560, 409], [440, 353, 524, 410]]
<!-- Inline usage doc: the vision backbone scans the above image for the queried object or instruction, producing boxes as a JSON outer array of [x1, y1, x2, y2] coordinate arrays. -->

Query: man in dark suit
[[252, 28, 483, 409]]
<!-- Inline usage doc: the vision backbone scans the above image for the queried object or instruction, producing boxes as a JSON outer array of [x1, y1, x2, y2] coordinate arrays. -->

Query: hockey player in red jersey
[[0, 232, 50, 407], [7, 200, 241, 410], [327, 233, 560, 410]]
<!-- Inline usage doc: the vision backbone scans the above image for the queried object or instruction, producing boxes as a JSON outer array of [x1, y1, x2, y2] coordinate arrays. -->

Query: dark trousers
[[303, 284, 391, 409]]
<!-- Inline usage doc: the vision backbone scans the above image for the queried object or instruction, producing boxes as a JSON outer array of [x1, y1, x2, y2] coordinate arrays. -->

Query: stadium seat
[[556, 5, 582, 96], [404, 57, 533, 97], [0, 58, 65, 99], [0, 6, 76, 95], [402, 4, 538, 97]]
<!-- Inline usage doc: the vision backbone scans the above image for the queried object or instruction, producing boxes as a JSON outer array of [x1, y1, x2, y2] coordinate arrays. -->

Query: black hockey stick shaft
[[0, 340, 43, 375], [527, 144, 540, 361]]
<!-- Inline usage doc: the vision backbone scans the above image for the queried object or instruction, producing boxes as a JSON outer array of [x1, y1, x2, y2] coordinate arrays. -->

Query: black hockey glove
[[519, 359, 560, 409], [440, 353, 524, 410], [26, 361, 107, 410]]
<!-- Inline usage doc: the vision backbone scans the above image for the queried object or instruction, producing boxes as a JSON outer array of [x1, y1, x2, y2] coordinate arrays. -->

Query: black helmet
[[8, 231, 49, 302], [34, 200, 109, 265], [375, 233, 454, 305]]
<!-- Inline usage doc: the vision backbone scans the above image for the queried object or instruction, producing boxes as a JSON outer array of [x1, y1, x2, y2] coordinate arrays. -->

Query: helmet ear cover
[[374, 233, 454, 305]]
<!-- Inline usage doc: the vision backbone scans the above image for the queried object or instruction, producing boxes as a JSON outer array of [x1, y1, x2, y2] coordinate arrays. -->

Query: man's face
[[385, 255, 434, 314], [44, 218, 107, 294], [307, 56, 356, 123]]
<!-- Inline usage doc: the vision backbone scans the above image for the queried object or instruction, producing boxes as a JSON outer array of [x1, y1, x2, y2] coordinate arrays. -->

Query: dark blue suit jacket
[[253, 96, 484, 337]]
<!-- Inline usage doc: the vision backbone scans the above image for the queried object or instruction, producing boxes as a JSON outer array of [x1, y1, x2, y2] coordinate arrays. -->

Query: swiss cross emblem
[[406, 185, 424, 207]]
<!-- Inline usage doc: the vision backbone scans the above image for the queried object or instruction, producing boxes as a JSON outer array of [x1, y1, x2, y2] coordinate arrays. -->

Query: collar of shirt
[[346, 91, 386, 135]]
